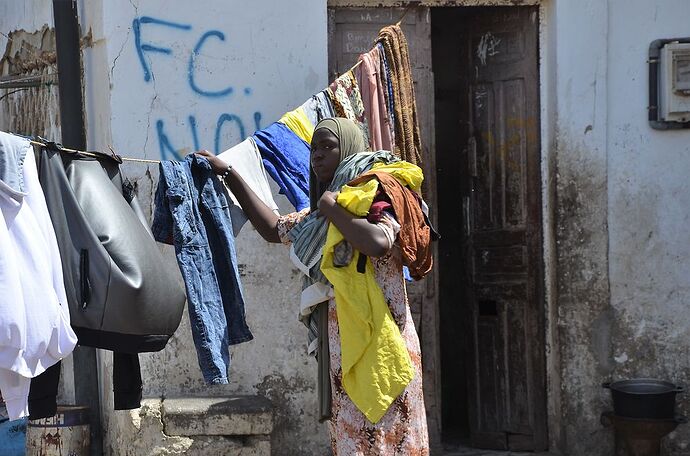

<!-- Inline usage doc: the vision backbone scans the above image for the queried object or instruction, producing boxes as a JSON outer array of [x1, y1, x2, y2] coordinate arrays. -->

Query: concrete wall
[[78, 1, 330, 454], [552, 0, 690, 454], [606, 0, 690, 453]]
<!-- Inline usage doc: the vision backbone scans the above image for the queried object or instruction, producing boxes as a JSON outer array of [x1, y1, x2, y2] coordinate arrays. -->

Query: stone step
[[162, 396, 273, 437]]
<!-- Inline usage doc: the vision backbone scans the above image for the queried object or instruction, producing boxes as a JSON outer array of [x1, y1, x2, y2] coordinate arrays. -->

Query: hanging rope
[[28, 138, 160, 164]]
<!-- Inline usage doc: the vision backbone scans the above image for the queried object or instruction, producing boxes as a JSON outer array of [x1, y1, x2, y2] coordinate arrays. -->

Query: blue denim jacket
[[152, 154, 253, 384]]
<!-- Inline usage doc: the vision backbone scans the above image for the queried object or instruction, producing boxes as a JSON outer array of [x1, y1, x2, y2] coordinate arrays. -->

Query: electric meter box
[[659, 42, 690, 123]]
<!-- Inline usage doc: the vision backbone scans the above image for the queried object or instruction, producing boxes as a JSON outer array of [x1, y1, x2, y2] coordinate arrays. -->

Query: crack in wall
[[109, 23, 132, 80]]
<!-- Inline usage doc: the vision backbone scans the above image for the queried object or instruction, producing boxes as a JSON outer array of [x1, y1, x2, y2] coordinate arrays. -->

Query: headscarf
[[309, 117, 368, 211]]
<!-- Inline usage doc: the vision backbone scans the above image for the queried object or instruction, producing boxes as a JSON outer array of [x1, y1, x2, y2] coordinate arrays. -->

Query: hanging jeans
[[152, 154, 253, 385]]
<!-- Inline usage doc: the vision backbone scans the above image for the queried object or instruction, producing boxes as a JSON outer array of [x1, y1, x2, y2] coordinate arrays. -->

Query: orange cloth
[[349, 170, 432, 280]]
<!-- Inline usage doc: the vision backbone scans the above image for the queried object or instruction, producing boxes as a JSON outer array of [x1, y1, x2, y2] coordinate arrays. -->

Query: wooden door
[[457, 7, 545, 451]]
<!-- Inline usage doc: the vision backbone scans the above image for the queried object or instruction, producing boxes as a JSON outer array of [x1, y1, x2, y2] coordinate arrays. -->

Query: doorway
[[433, 6, 546, 452], [327, 4, 547, 453]]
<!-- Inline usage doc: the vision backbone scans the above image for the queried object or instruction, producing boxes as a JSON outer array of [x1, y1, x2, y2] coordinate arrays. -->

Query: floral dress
[[277, 209, 430, 456]]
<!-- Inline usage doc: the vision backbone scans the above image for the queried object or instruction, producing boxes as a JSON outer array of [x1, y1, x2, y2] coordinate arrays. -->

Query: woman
[[197, 117, 429, 455]]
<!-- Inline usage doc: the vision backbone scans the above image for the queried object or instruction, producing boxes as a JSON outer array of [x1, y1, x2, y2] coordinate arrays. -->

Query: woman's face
[[310, 128, 341, 183]]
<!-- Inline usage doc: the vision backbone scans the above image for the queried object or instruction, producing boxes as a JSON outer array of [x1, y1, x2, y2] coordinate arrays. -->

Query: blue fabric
[[152, 154, 253, 385], [0, 131, 29, 193], [253, 122, 311, 211], [403, 266, 413, 282], [0, 416, 25, 456]]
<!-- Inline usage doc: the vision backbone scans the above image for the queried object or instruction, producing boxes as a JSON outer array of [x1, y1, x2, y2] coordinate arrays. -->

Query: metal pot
[[603, 379, 685, 419]]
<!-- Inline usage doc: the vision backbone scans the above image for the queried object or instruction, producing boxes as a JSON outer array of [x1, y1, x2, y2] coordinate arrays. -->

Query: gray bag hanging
[[37, 145, 185, 353]]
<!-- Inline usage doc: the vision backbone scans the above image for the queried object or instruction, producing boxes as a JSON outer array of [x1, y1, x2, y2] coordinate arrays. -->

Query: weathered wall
[[606, 0, 690, 453], [551, 0, 613, 453], [553, 0, 690, 454], [78, 1, 331, 454]]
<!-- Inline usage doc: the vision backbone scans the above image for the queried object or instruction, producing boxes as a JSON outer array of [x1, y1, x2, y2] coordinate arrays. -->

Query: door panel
[[461, 7, 546, 451]]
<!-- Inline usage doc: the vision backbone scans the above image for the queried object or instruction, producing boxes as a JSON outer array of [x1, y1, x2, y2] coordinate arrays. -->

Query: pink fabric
[[355, 48, 394, 152]]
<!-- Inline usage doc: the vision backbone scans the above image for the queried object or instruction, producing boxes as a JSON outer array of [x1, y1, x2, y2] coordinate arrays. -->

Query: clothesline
[[15, 5, 416, 166], [27, 139, 160, 164]]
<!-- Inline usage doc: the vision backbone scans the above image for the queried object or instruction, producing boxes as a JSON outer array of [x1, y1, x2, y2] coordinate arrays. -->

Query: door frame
[[326, 0, 562, 452]]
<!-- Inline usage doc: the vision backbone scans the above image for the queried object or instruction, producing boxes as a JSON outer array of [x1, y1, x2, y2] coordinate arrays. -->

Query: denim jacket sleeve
[[151, 166, 174, 245]]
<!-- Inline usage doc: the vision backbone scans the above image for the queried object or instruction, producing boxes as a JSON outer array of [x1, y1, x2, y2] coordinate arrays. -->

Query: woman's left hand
[[318, 190, 339, 215]]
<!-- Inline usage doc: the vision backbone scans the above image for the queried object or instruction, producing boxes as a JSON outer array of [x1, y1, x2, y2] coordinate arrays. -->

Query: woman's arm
[[318, 191, 391, 258], [196, 150, 281, 243]]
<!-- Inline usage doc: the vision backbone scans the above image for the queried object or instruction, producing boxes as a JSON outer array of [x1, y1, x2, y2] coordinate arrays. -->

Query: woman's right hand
[[195, 149, 229, 176]]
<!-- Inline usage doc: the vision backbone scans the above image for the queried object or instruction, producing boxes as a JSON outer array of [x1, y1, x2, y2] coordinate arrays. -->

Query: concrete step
[[110, 396, 273, 456], [162, 396, 273, 436]]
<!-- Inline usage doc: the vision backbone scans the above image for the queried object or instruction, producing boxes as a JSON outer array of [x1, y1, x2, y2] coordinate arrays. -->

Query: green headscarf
[[309, 117, 368, 210]]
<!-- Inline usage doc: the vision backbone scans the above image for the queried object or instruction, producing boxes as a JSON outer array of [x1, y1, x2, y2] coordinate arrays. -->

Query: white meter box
[[649, 38, 690, 129], [660, 42, 690, 123]]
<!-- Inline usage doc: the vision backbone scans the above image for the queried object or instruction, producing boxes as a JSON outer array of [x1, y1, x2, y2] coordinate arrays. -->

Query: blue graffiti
[[133, 15, 266, 159], [189, 31, 234, 97], [134, 16, 238, 98], [156, 120, 183, 161], [156, 112, 262, 159], [214, 114, 246, 154], [253, 112, 262, 132], [133, 16, 191, 82]]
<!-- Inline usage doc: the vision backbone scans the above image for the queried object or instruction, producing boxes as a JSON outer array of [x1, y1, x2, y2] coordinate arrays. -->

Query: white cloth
[[0, 133, 77, 419], [217, 137, 279, 236]]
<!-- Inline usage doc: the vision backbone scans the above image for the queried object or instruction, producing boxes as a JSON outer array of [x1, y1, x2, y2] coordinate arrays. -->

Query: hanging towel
[[377, 25, 423, 166], [300, 97, 321, 128], [217, 137, 279, 236], [313, 90, 336, 122], [378, 43, 396, 145], [320, 178, 413, 424], [356, 47, 394, 152], [327, 71, 370, 148], [279, 106, 315, 144], [253, 122, 311, 211], [0, 133, 77, 420]]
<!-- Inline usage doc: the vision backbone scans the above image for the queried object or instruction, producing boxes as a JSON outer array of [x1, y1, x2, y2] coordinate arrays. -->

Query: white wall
[[550, 0, 690, 453], [607, 0, 690, 452], [80, 1, 331, 453]]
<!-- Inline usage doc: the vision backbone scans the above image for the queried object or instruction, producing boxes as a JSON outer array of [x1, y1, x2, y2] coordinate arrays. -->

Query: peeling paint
[[476, 32, 501, 65]]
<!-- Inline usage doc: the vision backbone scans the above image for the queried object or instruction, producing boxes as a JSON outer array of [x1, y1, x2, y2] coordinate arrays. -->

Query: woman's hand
[[318, 190, 339, 215], [195, 150, 229, 176]]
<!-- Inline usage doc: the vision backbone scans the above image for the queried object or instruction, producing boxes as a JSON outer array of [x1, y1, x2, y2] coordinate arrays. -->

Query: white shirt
[[217, 137, 279, 236], [0, 133, 77, 419]]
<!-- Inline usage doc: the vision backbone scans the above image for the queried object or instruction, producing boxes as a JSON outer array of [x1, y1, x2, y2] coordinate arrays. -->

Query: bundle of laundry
[[0, 132, 77, 421], [38, 141, 186, 413], [320, 159, 432, 423]]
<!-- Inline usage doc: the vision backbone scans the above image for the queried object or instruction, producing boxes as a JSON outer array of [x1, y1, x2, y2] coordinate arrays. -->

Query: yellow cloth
[[371, 161, 423, 193], [320, 176, 414, 424], [278, 107, 314, 144]]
